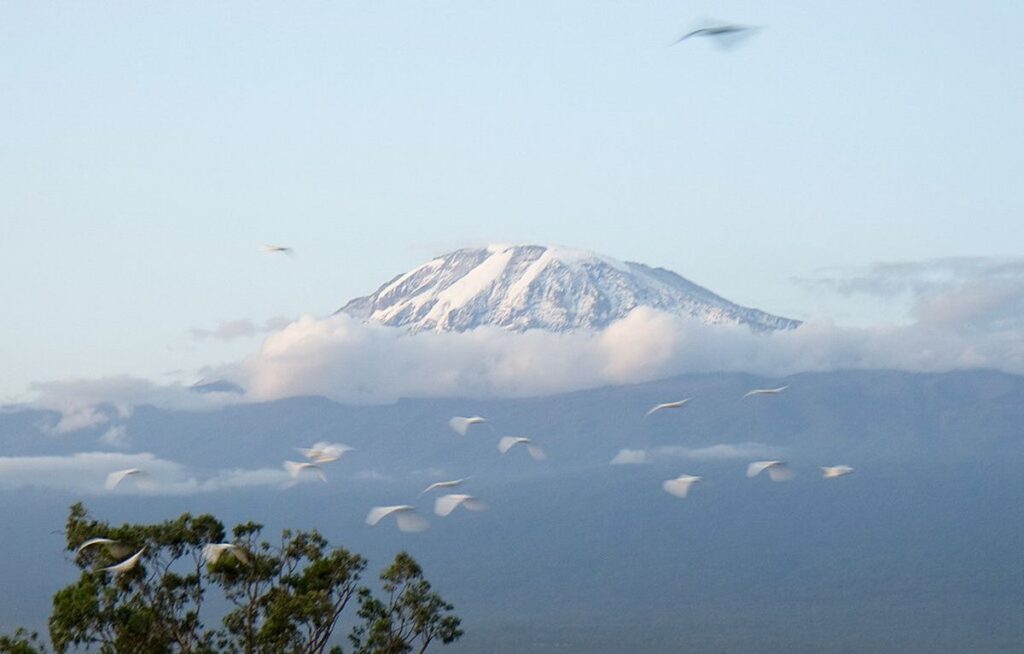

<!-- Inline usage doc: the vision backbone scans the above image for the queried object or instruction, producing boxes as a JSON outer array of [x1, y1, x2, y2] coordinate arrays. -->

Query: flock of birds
[[645, 385, 854, 496], [62, 15, 796, 579], [87, 382, 854, 573]]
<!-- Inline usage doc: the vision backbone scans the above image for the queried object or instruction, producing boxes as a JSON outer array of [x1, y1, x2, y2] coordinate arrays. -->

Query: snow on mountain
[[336, 244, 801, 333]]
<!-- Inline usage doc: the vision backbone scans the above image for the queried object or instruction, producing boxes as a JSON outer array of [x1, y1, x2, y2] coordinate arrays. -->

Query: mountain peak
[[337, 244, 800, 333]]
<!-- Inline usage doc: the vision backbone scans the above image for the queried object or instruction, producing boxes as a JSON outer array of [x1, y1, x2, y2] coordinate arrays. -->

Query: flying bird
[[448, 416, 487, 436], [662, 474, 704, 498], [419, 477, 471, 496], [365, 505, 430, 533], [673, 23, 756, 48], [746, 460, 793, 481], [434, 493, 487, 517], [295, 442, 353, 464], [283, 461, 327, 482], [98, 547, 146, 575], [743, 385, 790, 398], [645, 398, 693, 417], [202, 543, 250, 565], [104, 468, 147, 491], [821, 465, 855, 479], [498, 436, 546, 461], [263, 244, 294, 256]]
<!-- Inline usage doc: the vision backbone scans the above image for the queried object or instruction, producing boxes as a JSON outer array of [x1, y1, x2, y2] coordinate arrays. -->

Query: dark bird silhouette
[[673, 24, 756, 48]]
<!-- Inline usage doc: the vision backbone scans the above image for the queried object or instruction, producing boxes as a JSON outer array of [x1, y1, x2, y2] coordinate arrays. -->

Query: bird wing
[[366, 505, 404, 526], [295, 447, 322, 461], [648, 398, 693, 415], [434, 494, 468, 517], [104, 468, 140, 490], [662, 478, 697, 498], [202, 544, 226, 565], [526, 444, 547, 461], [673, 28, 708, 44], [75, 537, 115, 554], [822, 465, 853, 478], [283, 461, 307, 478], [498, 436, 527, 454], [449, 417, 470, 436], [746, 461, 778, 478], [100, 547, 145, 573], [645, 403, 668, 416], [395, 511, 430, 533], [419, 478, 465, 496]]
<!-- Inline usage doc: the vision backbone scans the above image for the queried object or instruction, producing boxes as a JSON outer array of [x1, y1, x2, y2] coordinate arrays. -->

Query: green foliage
[[0, 629, 45, 654], [1, 504, 462, 654], [349, 552, 463, 654]]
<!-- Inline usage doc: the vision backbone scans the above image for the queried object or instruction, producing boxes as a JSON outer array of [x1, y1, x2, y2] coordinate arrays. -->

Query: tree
[[349, 553, 463, 654], [1, 504, 462, 654]]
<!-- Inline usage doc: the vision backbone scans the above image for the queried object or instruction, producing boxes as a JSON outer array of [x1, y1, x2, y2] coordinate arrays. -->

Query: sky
[[2, 1, 1023, 400]]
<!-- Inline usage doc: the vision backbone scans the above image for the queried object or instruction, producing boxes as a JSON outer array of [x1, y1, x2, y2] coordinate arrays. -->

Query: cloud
[[98, 425, 129, 448], [191, 319, 257, 341], [611, 443, 775, 465], [28, 375, 243, 433], [653, 443, 777, 461], [352, 469, 392, 481], [22, 256, 1024, 411], [0, 452, 290, 495], [190, 316, 293, 342], [230, 290, 1024, 404], [799, 257, 1024, 297], [46, 406, 111, 434], [800, 257, 1024, 329]]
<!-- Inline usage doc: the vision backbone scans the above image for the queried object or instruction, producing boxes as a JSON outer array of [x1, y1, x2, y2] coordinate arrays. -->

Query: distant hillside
[[1, 369, 1022, 652]]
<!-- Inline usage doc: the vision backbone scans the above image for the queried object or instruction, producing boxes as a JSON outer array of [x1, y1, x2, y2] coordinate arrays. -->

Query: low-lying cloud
[[21, 256, 1024, 415], [0, 452, 293, 495], [190, 316, 292, 342], [610, 443, 777, 465], [232, 300, 1024, 404]]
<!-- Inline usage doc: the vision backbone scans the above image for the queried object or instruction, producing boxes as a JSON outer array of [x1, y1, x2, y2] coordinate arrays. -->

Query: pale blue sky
[[2, 1, 1022, 398]]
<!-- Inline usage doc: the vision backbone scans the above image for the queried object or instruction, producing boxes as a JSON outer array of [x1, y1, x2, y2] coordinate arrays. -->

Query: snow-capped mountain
[[336, 244, 800, 333]]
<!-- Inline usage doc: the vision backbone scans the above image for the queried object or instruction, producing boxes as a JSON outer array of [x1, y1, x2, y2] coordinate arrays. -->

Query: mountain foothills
[[1, 370, 1023, 652], [337, 244, 801, 333]]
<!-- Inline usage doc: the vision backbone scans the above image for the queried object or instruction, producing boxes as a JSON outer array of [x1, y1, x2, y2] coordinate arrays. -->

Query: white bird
[[202, 543, 250, 565], [74, 537, 117, 555], [645, 398, 693, 417], [498, 436, 546, 461], [448, 416, 487, 436], [104, 468, 147, 491], [283, 461, 327, 482], [365, 505, 430, 533], [743, 385, 790, 398], [419, 477, 471, 496], [662, 474, 704, 498], [263, 244, 294, 256], [821, 465, 855, 479], [746, 460, 793, 481], [98, 547, 146, 575], [433, 494, 487, 517], [295, 442, 353, 464]]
